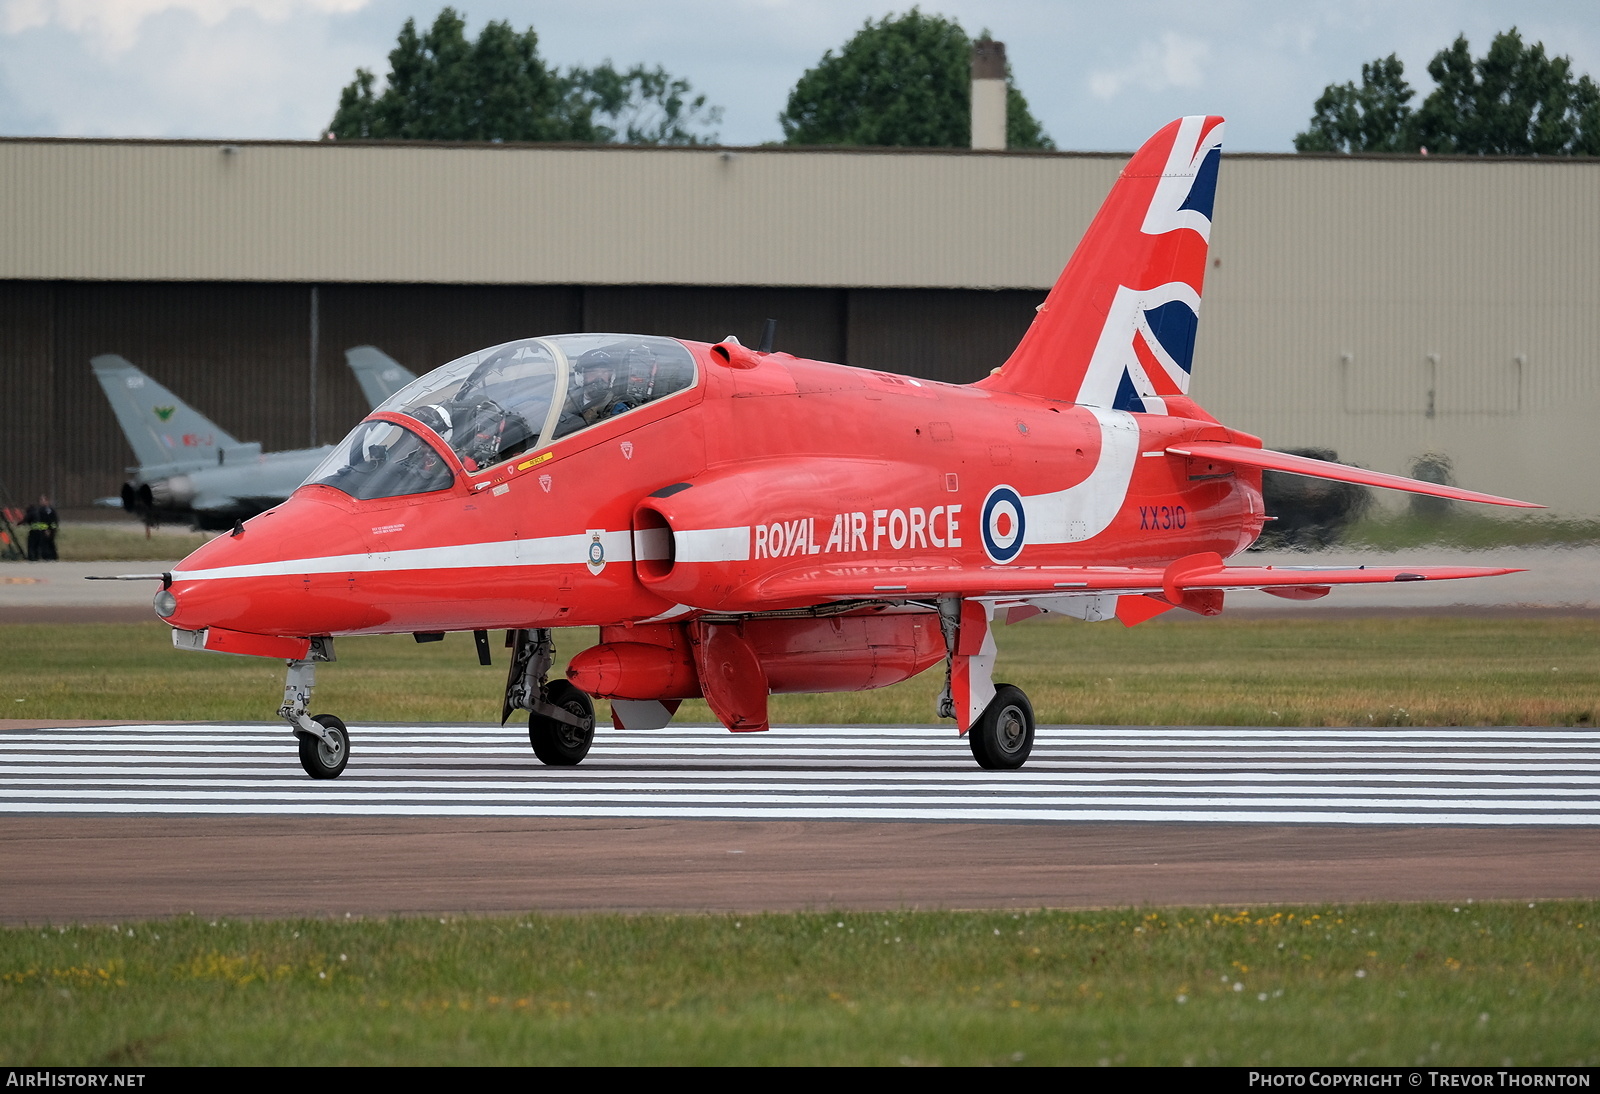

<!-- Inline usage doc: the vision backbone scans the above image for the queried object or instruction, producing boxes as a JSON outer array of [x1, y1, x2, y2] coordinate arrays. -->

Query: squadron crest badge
[[585, 529, 606, 575]]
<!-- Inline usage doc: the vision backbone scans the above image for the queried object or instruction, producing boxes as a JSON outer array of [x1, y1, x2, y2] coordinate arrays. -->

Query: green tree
[[1412, 29, 1600, 155], [328, 7, 720, 145], [1295, 29, 1600, 155], [1293, 54, 1416, 153], [779, 10, 1054, 149]]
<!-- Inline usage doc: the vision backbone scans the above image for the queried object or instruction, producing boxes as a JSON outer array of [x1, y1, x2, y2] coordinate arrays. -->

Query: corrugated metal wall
[[0, 282, 1041, 509], [0, 284, 53, 511], [1, 139, 1597, 514], [0, 139, 1118, 289], [1197, 156, 1600, 512]]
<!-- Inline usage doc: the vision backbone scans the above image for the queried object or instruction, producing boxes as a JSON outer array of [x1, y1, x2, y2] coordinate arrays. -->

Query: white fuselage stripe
[[172, 531, 633, 582], [673, 525, 751, 563], [171, 524, 757, 582]]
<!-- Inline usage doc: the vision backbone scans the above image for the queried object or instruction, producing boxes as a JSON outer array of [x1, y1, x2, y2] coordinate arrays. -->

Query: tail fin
[[980, 115, 1223, 415], [90, 355, 240, 470], [345, 346, 417, 409]]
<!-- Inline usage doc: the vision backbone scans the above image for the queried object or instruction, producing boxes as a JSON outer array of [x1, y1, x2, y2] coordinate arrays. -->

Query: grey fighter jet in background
[[92, 347, 417, 530]]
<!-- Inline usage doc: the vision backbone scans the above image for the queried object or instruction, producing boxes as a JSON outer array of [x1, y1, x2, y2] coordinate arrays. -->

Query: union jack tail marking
[[981, 115, 1224, 417]]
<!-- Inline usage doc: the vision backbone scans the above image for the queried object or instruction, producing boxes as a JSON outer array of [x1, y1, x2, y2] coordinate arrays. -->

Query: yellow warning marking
[[517, 452, 554, 471]]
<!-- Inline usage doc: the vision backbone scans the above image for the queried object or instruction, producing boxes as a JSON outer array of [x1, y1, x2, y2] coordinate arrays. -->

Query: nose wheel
[[968, 684, 1035, 770], [297, 714, 350, 779], [277, 644, 349, 779]]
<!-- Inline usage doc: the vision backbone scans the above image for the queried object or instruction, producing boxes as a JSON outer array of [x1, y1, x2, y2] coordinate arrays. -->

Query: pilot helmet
[[575, 350, 617, 410], [411, 403, 454, 442]]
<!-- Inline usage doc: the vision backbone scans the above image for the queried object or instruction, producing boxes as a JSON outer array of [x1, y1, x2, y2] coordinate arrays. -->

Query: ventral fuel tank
[[567, 614, 944, 700]]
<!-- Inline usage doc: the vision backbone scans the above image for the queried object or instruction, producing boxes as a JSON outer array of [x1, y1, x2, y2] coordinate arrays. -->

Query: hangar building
[[1, 137, 1596, 514]]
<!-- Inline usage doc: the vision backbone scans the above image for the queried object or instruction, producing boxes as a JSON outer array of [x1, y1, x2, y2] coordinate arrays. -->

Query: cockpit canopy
[[306, 334, 697, 500]]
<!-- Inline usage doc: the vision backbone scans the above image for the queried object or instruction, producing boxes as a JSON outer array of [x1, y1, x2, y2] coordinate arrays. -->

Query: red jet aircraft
[[149, 116, 1538, 778]]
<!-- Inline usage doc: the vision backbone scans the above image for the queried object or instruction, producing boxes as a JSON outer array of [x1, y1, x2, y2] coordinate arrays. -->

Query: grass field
[[5, 610, 1596, 1065], [2, 616, 1596, 728], [44, 523, 212, 563], [3, 903, 1595, 1065], [1341, 511, 1600, 551]]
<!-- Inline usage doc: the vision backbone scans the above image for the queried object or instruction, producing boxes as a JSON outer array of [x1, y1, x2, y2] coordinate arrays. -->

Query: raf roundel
[[980, 485, 1026, 564]]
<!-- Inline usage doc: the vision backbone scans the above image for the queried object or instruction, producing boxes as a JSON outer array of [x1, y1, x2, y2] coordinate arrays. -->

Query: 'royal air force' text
[[754, 507, 963, 560]]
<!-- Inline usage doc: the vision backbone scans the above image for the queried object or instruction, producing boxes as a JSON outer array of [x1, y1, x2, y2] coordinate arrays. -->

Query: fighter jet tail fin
[[345, 346, 417, 409], [979, 115, 1223, 416], [90, 355, 241, 470]]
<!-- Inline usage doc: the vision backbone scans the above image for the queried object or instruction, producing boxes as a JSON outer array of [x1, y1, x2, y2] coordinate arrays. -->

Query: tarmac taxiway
[[1, 720, 1597, 922]]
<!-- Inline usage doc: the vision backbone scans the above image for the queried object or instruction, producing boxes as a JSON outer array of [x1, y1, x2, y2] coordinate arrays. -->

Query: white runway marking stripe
[[2, 723, 1598, 825]]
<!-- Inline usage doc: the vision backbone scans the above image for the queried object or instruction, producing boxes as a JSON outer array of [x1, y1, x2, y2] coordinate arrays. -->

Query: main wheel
[[297, 714, 350, 779], [529, 680, 596, 766], [968, 685, 1034, 770]]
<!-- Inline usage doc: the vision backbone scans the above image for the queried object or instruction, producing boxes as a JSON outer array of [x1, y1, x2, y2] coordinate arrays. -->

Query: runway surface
[[4, 721, 1599, 921], [3, 721, 1599, 825]]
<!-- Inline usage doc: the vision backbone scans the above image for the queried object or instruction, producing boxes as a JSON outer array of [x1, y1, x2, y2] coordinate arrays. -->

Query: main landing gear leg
[[504, 628, 596, 766], [277, 638, 347, 779], [935, 598, 1034, 770]]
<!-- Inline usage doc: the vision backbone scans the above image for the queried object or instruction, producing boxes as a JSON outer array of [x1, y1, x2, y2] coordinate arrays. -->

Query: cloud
[[1088, 31, 1210, 101], [0, 0, 380, 137], [0, 0, 368, 53]]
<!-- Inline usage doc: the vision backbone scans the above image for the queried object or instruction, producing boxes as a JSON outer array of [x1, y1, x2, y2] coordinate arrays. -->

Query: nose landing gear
[[277, 639, 348, 779]]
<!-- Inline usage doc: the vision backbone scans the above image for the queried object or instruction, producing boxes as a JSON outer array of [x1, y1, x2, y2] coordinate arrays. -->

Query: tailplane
[[980, 115, 1223, 415], [90, 355, 240, 470], [345, 346, 418, 409]]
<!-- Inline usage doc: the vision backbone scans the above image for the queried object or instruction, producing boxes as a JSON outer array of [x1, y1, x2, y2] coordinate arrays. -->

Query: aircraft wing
[[750, 551, 1521, 623], [1168, 442, 1543, 508]]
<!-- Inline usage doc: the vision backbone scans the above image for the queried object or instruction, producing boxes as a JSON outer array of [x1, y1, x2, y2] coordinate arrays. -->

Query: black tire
[[968, 685, 1034, 770], [297, 714, 350, 779], [529, 680, 596, 766]]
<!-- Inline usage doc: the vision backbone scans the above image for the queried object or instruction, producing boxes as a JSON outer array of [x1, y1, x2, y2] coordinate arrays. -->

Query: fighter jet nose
[[161, 491, 367, 635], [161, 530, 254, 632]]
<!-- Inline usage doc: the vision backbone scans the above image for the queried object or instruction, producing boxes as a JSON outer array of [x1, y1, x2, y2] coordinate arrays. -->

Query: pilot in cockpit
[[411, 404, 454, 445], [565, 349, 625, 428]]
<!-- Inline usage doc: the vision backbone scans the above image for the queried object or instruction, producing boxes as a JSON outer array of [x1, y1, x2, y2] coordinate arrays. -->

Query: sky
[[1, 1, 1597, 151]]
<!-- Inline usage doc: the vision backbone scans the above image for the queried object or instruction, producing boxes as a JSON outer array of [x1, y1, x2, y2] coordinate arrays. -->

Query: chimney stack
[[970, 40, 1007, 150]]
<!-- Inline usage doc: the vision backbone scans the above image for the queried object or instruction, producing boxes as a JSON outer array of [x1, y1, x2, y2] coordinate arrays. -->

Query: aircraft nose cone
[[161, 528, 271, 633], [160, 492, 368, 636]]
